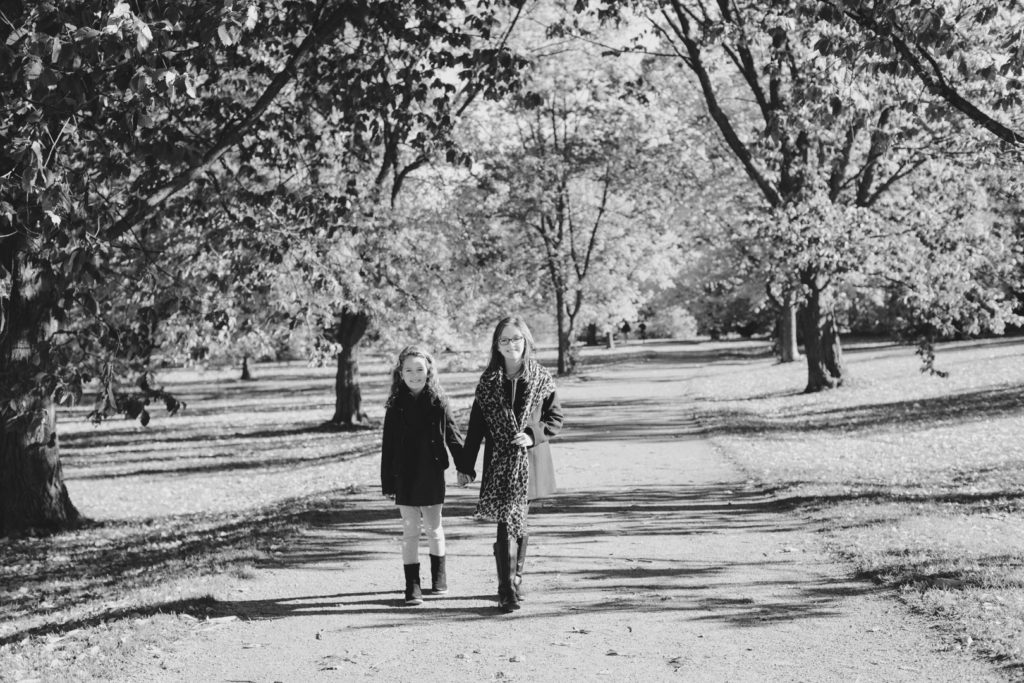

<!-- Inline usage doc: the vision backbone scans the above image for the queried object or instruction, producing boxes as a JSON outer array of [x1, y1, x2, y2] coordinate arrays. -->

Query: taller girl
[[461, 316, 563, 613]]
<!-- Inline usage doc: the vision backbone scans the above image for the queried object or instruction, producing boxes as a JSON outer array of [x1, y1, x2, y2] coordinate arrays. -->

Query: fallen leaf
[[205, 615, 238, 624]]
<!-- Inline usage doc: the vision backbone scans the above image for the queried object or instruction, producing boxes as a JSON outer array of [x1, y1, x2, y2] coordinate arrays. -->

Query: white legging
[[398, 504, 444, 564]]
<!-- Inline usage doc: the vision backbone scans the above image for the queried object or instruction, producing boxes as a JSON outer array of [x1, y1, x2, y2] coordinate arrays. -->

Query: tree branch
[[578, 172, 611, 281], [829, 121, 859, 202], [717, 0, 770, 125], [107, 4, 356, 242], [856, 105, 893, 205], [866, 156, 927, 207], [837, 3, 1024, 147], [662, 0, 781, 207]]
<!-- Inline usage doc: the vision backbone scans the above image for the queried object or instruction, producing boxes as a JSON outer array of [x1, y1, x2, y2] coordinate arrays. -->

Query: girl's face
[[401, 355, 429, 395], [497, 324, 526, 364]]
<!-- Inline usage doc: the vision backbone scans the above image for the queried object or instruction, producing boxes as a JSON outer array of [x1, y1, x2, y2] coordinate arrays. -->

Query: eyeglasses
[[498, 336, 525, 346]]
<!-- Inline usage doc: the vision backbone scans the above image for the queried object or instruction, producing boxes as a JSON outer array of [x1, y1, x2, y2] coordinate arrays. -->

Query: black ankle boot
[[403, 563, 423, 605], [493, 537, 519, 613], [429, 554, 447, 594]]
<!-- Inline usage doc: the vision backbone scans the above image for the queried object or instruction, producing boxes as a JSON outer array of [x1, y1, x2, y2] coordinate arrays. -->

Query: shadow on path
[[148, 479, 873, 631]]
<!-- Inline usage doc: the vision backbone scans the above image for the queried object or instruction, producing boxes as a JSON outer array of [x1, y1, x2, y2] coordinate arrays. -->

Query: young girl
[[381, 345, 466, 606], [459, 316, 563, 612]]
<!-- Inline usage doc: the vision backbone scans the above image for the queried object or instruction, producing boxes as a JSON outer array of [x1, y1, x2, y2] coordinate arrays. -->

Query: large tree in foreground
[[0, 0, 528, 535]]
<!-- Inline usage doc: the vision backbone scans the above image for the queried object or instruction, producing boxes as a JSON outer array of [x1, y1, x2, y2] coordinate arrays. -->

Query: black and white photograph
[[2, 1, 1023, 680]]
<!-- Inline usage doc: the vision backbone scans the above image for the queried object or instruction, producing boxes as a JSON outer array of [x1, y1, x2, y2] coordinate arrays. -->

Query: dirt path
[[137, 359, 1004, 682]]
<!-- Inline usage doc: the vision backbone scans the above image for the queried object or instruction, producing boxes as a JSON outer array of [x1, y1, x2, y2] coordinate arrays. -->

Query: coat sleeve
[[459, 399, 485, 479], [524, 389, 563, 445], [381, 407, 397, 495], [442, 403, 465, 470]]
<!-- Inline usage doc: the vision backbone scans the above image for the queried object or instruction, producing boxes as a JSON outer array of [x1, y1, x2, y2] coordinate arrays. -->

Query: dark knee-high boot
[[429, 554, 447, 594], [403, 564, 423, 606], [493, 536, 519, 613], [514, 535, 528, 600]]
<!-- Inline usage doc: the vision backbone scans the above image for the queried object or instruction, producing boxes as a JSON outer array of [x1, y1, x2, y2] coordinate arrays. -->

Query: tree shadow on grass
[[60, 419, 383, 481], [0, 597, 224, 646], [766, 486, 1024, 514], [0, 490, 393, 645], [65, 442, 380, 481], [61, 420, 377, 451], [698, 383, 1024, 437], [848, 552, 1024, 591]]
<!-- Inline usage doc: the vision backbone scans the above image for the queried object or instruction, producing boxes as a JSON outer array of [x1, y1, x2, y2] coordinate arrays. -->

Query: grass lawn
[[1, 336, 1023, 679], [691, 337, 1024, 671]]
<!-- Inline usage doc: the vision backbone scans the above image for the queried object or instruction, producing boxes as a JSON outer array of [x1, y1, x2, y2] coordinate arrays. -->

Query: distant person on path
[[459, 316, 564, 613], [603, 322, 615, 349], [620, 320, 631, 342], [381, 345, 466, 606]]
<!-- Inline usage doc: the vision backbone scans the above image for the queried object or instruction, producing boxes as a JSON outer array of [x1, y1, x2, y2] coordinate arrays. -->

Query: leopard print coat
[[471, 359, 556, 537]]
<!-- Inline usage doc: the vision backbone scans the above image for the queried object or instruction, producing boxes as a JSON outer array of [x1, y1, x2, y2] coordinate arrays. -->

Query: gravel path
[[136, 359, 1005, 682]]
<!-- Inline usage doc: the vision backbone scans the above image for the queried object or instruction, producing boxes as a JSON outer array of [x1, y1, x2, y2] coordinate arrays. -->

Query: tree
[[818, 0, 1024, 148], [0, 0, 529, 535], [873, 161, 1023, 355], [463, 9, 689, 373], [587, 0, 1007, 390], [268, 2, 531, 427]]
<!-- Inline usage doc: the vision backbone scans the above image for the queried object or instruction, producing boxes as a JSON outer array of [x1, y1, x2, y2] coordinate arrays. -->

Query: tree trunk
[[555, 290, 579, 375], [821, 314, 847, 381], [555, 290, 568, 375], [240, 356, 253, 381], [329, 308, 370, 426], [778, 293, 800, 363], [800, 279, 846, 392], [1, 249, 80, 536], [1, 400, 80, 536]]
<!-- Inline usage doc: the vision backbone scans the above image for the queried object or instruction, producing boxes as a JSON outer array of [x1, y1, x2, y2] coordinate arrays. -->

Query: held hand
[[457, 472, 471, 487], [512, 432, 534, 448]]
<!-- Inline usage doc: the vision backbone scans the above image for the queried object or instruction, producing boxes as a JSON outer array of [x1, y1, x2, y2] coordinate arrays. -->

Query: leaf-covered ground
[[691, 337, 1024, 668], [2, 338, 1023, 679], [0, 357, 416, 680]]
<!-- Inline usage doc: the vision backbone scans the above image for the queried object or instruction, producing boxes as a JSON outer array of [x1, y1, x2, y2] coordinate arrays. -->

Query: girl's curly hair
[[385, 345, 448, 409]]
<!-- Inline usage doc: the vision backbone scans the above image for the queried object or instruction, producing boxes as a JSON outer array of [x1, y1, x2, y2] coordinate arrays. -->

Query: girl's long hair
[[385, 345, 447, 409], [485, 316, 536, 373]]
